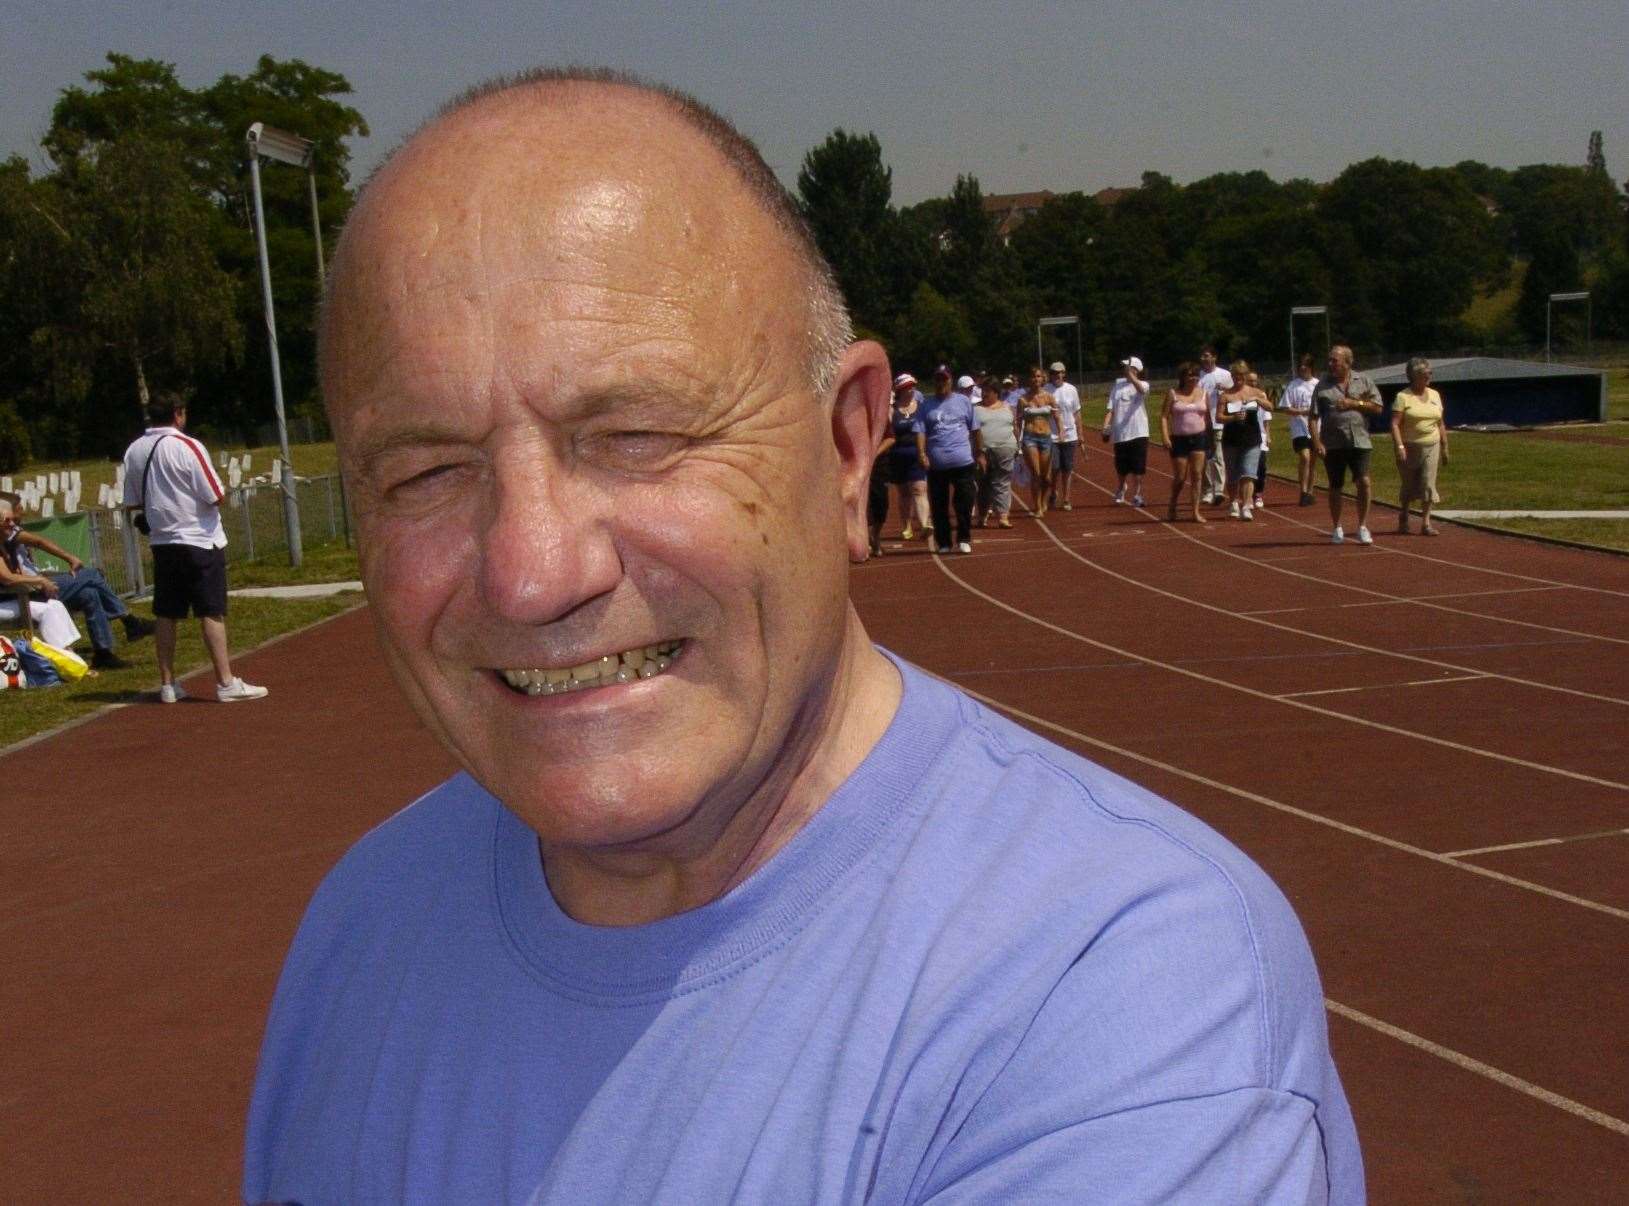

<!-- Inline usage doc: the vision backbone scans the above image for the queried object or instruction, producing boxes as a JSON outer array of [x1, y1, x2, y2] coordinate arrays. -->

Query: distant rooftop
[[983, 186, 1133, 242]]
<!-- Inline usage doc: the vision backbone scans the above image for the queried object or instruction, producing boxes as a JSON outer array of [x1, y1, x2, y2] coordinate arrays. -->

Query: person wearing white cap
[[887, 373, 931, 540], [1045, 362, 1082, 511], [957, 374, 982, 405], [1196, 346, 1233, 506], [1101, 357, 1150, 507]]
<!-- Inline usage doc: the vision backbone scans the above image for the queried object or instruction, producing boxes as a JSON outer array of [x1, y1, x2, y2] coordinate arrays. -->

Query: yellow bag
[[32, 640, 89, 683]]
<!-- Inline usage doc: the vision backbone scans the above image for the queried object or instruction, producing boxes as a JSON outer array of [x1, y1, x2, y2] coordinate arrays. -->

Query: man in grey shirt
[[1309, 344, 1383, 545]]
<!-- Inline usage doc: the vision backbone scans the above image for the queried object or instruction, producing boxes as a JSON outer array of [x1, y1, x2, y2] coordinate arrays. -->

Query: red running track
[[2, 442, 1625, 1199]]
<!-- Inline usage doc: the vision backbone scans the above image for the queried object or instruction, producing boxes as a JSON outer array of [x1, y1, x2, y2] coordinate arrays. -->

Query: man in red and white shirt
[[121, 392, 268, 703]]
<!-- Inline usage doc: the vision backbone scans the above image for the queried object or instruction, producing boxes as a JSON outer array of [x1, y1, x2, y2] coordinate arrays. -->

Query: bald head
[[322, 70, 850, 405]]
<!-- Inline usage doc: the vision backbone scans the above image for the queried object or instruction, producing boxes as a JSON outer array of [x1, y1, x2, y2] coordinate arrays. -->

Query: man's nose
[[478, 456, 621, 626]]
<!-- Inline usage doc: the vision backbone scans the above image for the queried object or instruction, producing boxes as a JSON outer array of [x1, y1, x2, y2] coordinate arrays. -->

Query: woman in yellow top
[[1390, 357, 1451, 535]]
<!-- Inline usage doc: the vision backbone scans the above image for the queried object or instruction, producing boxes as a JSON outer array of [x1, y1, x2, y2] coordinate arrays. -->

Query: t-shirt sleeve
[[920, 1089, 1332, 1204], [121, 449, 141, 507], [912, 852, 1362, 1204]]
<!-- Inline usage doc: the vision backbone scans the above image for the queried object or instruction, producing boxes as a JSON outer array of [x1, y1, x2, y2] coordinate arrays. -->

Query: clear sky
[[4, 0, 1626, 204]]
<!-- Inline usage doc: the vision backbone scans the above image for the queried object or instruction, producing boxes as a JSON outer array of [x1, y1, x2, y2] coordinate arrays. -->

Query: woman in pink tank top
[[1160, 361, 1212, 523]]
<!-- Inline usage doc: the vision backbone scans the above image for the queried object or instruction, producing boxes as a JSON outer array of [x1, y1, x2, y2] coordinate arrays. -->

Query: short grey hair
[[331, 67, 853, 401], [1406, 356, 1431, 380]]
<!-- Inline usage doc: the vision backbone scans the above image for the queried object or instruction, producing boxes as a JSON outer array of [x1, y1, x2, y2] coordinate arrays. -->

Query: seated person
[[0, 494, 151, 668]]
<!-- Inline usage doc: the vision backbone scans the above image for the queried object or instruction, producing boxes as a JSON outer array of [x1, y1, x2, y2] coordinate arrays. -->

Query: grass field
[[1077, 369, 1629, 553], [0, 588, 366, 749]]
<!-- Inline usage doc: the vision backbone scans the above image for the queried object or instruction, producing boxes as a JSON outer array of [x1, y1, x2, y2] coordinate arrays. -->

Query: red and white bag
[[0, 636, 25, 689]]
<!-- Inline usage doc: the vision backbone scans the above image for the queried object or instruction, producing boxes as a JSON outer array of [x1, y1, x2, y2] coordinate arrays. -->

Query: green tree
[[1008, 192, 1107, 362], [31, 132, 244, 437], [933, 175, 998, 294], [796, 129, 916, 334], [889, 283, 975, 375], [1586, 130, 1606, 176], [45, 54, 211, 183], [1516, 226, 1583, 343], [1503, 165, 1622, 260], [33, 53, 368, 445], [1316, 158, 1501, 349]]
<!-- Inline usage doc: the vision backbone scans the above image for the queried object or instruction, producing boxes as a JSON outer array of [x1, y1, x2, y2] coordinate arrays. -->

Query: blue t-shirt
[[919, 392, 977, 469], [889, 394, 925, 461], [245, 656, 1363, 1204]]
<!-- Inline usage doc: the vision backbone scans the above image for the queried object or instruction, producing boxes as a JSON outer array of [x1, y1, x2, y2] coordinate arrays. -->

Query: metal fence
[[80, 473, 352, 598]]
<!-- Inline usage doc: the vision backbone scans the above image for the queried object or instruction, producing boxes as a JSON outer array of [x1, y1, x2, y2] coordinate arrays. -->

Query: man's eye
[[386, 462, 469, 502], [588, 431, 689, 466]]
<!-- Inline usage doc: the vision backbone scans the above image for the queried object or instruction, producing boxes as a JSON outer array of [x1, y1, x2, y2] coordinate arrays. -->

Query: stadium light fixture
[[1036, 316, 1083, 379], [1546, 291, 1590, 364], [245, 122, 327, 567], [1288, 306, 1330, 373]]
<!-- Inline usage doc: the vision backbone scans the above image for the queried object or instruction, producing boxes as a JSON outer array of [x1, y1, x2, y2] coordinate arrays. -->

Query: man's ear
[[827, 341, 892, 562]]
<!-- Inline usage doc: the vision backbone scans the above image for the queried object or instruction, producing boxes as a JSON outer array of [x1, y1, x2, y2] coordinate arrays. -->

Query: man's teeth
[[500, 642, 683, 695]]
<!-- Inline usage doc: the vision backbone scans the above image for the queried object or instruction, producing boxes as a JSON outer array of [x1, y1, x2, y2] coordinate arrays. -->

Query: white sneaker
[[1112, 495, 1125, 505], [1229, 501, 1241, 518], [159, 683, 181, 704], [956, 542, 972, 554], [1112, 488, 1124, 503], [1133, 495, 1145, 507], [216, 676, 269, 703], [1241, 506, 1254, 521], [1357, 526, 1373, 546], [1331, 525, 1345, 545]]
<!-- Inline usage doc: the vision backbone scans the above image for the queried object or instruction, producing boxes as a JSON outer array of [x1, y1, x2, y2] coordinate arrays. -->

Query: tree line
[[0, 53, 366, 468], [2, 57, 1625, 469], [798, 129, 1629, 378]]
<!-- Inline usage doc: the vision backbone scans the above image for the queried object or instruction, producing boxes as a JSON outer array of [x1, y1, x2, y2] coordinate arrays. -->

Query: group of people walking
[[1162, 344, 1449, 543], [868, 344, 1449, 554], [869, 361, 1095, 556]]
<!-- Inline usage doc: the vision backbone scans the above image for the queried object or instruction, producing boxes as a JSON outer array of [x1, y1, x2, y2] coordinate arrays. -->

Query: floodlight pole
[[1289, 305, 1330, 373], [246, 121, 320, 568], [1546, 291, 1590, 364], [1036, 315, 1083, 376]]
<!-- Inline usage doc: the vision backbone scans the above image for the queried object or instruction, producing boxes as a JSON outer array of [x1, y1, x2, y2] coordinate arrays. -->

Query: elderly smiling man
[[245, 70, 1362, 1204]]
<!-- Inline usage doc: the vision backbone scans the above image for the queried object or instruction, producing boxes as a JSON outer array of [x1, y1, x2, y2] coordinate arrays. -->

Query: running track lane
[[4, 478, 1626, 1199], [1, 606, 457, 1202], [854, 453, 1628, 1201]]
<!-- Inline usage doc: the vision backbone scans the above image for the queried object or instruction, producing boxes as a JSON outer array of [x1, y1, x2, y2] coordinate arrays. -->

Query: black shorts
[[1292, 435, 1314, 453], [1113, 437, 1149, 476], [867, 465, 890, 527], [1052, 440, 1078, 474], [152, 544, 228, 619], [1322, 446, 1373, 492], [1169, 432, 1207, 459]]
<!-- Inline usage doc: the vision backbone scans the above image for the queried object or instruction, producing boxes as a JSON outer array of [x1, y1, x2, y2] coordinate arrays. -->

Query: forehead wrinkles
[[329, 105, 792, 413]]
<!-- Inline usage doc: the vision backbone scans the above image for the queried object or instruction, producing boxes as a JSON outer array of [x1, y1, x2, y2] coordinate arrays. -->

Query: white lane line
[[947, 683, 1629, 922], [1323, 999, 1629, 1139], [1127, 450, 1629, 599], [932, 553, 1629, 793], [1444, 828, 1629, 858], [1071, 470, 1629, 650], [1242, 585, 1565, 616], [1279, 674, 1489, 699], [1437, 510, 1629, 519], [1030, 510, 1629, 710]]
